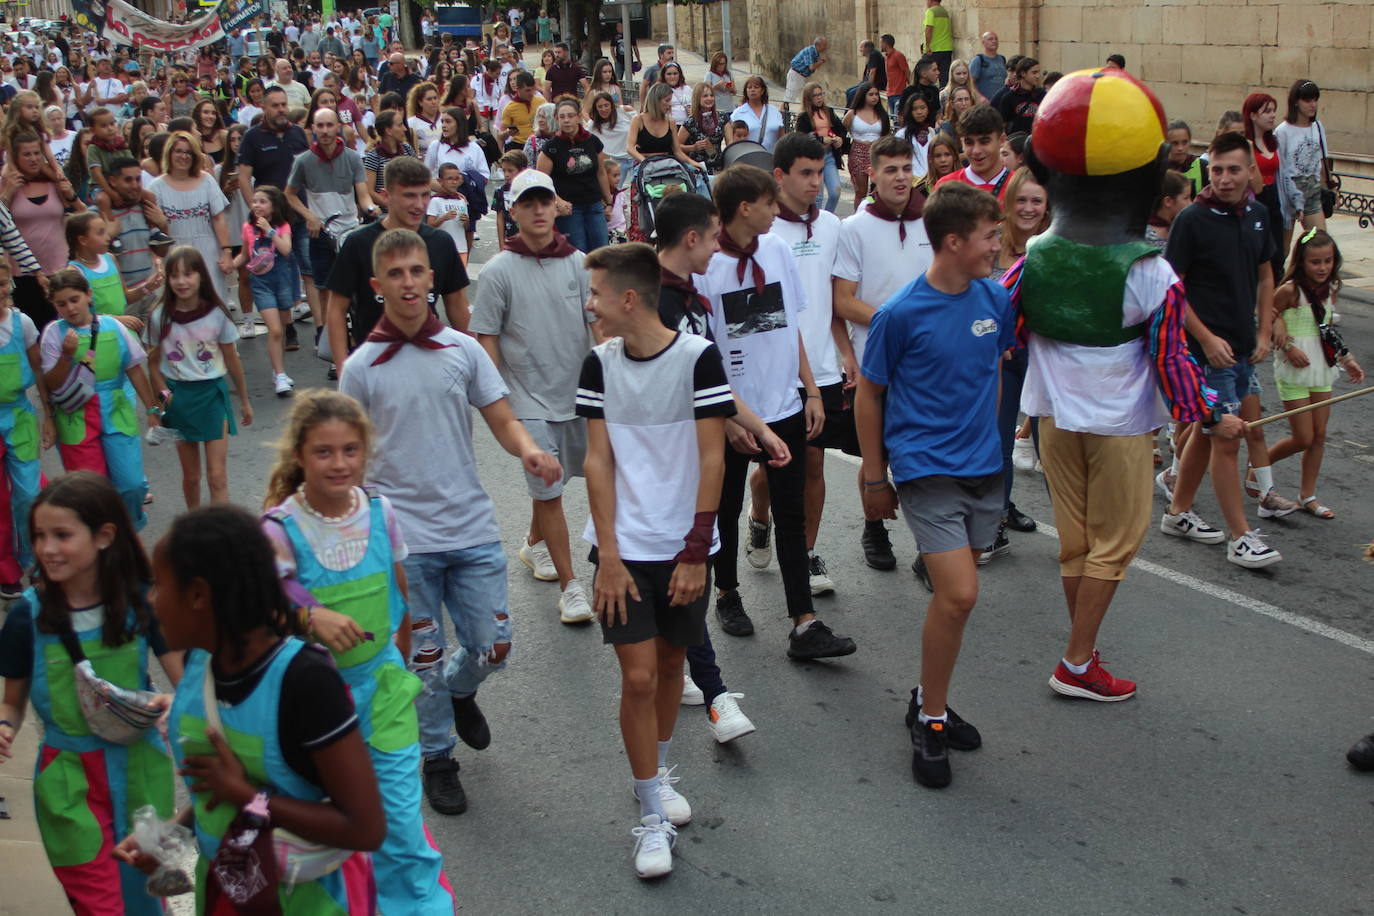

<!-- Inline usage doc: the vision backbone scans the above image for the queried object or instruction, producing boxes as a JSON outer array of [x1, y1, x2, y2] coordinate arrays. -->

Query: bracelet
[[863, 478, 889, 488], [805, 393, 822, 400], [147, 406, 164, 417]]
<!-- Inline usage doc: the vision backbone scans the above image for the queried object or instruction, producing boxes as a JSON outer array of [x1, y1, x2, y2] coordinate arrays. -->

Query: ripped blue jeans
[[404, 541, 512, 759]]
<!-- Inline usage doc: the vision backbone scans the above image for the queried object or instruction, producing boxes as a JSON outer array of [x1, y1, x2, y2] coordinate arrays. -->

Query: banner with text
[[105, 0, 225, 50], [218, 0, 264, 33]]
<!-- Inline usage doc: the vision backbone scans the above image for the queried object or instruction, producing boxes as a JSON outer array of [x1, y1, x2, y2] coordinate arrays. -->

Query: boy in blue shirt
[[854, 182, 1013, 789]]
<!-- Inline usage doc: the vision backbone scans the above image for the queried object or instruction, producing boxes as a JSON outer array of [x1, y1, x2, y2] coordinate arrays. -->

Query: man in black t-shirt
[[1162, 131, 1290, 570], [848, 39, 886, 107], [543, 42, 589, 100], [325, 157, 470, 366]]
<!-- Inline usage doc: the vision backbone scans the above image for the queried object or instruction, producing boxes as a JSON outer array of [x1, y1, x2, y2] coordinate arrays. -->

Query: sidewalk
[[0, 708, 67, 914], [1326, 213, 1374, 304]]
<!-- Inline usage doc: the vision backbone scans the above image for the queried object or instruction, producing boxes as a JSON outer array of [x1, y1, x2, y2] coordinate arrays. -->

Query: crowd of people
[[0, 7, 1369, 910]]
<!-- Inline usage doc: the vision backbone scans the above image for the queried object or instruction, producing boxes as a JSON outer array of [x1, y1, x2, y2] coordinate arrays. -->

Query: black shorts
[[589, 548, 709, 647], [800, 382, 861, 455]]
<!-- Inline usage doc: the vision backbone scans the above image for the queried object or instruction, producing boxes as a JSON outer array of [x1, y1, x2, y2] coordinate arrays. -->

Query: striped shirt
[[576, 332, 735, 561]]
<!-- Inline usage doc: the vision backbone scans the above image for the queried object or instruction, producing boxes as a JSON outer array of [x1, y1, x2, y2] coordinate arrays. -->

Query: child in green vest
[[0, 472, 181, 914], [66, 211, 162, 331]]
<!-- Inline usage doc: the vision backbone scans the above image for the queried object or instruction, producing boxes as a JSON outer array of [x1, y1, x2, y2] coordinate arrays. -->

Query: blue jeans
[[556, 199, 609, 252], [1203, 361, 1259, 415], [405, 542, 512, 759], [998, 347, 1028, 511], [247, 255, 298, 310], [308, 232, 338, 289], [821, 155, 841, 212]]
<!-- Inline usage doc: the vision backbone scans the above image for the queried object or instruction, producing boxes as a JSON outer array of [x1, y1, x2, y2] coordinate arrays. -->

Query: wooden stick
[[1248, 383, 1374, 428]]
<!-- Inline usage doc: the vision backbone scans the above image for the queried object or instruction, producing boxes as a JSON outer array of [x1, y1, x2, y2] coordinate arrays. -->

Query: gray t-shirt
[[286, 147, 365, 234], [338, 328, 507, 553], [469, 249, 594, 422]]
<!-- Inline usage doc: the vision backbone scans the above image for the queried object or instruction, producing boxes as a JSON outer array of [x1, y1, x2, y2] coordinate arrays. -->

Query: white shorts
[[785, 68, 808, 103]]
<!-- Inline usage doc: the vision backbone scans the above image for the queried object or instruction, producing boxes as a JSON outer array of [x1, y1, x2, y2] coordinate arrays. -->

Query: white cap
[[509, 168, 556, 204]]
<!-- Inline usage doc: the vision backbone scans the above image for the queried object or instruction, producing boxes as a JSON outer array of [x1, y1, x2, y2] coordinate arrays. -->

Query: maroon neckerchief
[[505, 231, 578, 261], [158, 299, 218, 341], [716, 227, 765, 293], [91, 133, 128, 153], [1194, 185, 1247, 219], [366, 313, 455, 366], [865, 189, 925, 246], [660, 266, 711, 314], [775, 199, 818, 240], [1147, 214, 1169, 229], [558, 126, 592, 143], [311, 139, 344, 161]]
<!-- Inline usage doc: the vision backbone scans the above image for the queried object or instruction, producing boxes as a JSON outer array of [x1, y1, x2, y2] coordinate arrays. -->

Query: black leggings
[[714, 410, 812, 621]]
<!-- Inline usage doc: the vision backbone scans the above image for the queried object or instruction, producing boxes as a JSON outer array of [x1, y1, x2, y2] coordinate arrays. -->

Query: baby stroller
[[628, 155, 704, 242]]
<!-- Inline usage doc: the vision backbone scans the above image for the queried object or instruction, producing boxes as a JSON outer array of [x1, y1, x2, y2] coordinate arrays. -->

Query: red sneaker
[[1049, 651, 1137, 702]]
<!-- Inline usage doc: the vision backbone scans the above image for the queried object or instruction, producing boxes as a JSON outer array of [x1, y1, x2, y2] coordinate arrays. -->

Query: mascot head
[[1027, 68, 1171, 240]]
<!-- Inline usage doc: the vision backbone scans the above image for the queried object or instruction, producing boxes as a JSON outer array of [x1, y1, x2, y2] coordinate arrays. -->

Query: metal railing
[[1333, 171, 1374, 229]]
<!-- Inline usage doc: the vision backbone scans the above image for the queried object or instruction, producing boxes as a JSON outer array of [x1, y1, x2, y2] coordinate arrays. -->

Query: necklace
[[296, 484, 358, 523]]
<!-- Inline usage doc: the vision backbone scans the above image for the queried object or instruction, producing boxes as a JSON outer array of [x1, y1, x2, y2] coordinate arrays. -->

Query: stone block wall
[[649, 2, 752, 71]]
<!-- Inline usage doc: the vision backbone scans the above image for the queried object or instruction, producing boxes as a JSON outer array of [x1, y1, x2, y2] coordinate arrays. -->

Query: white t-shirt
[[770, 211, 843, 387], [264, 488, 409, 575], [423, 139, 489, 185], [407, 115, 442, 155], [145, 305, 240, 381], [237, 104, 263, 127], [832, 205, 932, 362], [285, 24, 300, 43], [427, 196, 469, 254], [895, 127, 930, 180], [0, 310, 38, 351], [697, 232, 809, 423], [39, 316, 147, 372], [1020, 255, 1175, 436]]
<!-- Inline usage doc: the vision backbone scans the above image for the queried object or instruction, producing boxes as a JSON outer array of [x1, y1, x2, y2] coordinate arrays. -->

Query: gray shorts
[[523, 417, 586, 500], [897, 473, 1003, 555], [1293, 174, 1323, 216]]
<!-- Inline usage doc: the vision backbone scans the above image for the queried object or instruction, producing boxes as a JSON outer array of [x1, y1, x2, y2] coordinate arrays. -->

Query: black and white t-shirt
[[697, 233, 809, 423], [576, 333, 736, 561]]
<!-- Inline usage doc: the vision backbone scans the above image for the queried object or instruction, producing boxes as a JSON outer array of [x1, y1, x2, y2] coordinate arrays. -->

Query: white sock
[[1170, 454, 1180, 474], [634, 776, 665, 820], [916, 684, 924, 706], [656, 739, 670, 770], [1253, 465, 1274, 493], [1063, 657, 1091, 675], [793, 619, 816, 636], [918, 710, 947, 725]]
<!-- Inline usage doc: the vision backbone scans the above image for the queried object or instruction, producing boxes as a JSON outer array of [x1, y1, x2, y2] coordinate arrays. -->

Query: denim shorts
[[248, 257, 298, 311], [1203, 361, 1261, 415]]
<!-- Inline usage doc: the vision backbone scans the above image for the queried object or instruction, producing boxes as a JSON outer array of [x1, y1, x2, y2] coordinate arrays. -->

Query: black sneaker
[[911, 555, 933, 593], [1347, 733, 1374, 771], [786, 619, 856, 660], [422, 756, 467, 815], [978, 525, 1011, 566], [284, 322, 300, 352], [911, 718, 952, 788], [0, 582, 21, 600], [327, 364, 338, 381], [861, 521, 897, 571], [451, 694, 491, 751], [1006, 504, 1037, 533], [715, 590, 754, 637], [904, 688, 982, 751]]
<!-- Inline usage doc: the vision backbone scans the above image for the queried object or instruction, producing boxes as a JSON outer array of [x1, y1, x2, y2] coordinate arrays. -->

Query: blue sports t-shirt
[[861, 274, 1015, 483]]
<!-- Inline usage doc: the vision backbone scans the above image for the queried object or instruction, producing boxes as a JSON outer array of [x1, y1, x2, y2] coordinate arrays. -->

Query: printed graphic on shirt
[[722, 281, 787, 339]]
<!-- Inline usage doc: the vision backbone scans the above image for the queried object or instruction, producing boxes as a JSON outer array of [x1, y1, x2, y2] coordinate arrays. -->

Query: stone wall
[[649, 2, 751, 70], [691, 0, 1372, 166]]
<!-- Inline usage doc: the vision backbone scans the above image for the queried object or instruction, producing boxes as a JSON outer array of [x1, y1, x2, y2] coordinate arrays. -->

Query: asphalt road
[[108, 212, 1374, 916]]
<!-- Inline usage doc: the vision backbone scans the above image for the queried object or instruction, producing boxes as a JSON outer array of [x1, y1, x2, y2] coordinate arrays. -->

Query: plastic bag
[[131, 804, 196, 897], [146, 425, 183, 447]]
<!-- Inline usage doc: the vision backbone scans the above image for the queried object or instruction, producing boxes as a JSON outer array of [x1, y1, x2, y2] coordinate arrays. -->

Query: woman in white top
[[424, 107, 489, 252], [583, 59, 627, 115], [587, 91, 632, 183], [405, 81, 443, 156], [729, 76, 783, 151], [1275, 79, 1332, 252], [43, 106, 75, 170], [661, 62, 692, 127], [704, 52, 736, 115], [843, 81, 890, 208], [146, 131, 233, 302], [894, 93, 934, 181]]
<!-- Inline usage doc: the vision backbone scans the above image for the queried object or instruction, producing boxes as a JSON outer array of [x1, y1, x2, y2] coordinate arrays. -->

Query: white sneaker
[[1155, 468, 1176, 503], [630, 765, 691, 826], [1012, 437, 1036, 471], [558, 579, 593, 624], [681, 673, 704, 706], [708, 692, 756, 744], [291, 303, 312, 321], [273, 372, 294, 397], [808, 553, 835, 596], [1160, 510, 1226, 544], [630, 814, 676, 879], [239, 316, 258, 338], [518, 541, 558, 581], [744, 508, 772, 569], [1228, 529, 1282, 569]]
